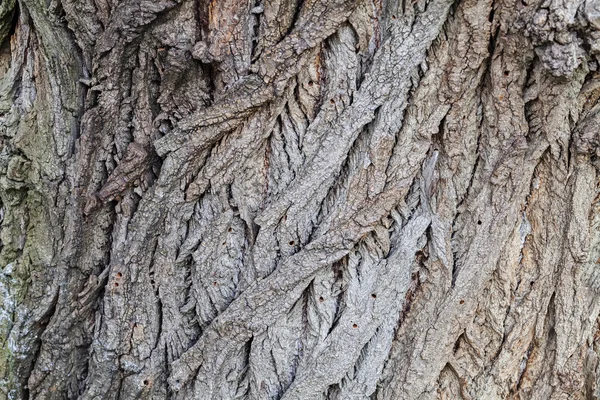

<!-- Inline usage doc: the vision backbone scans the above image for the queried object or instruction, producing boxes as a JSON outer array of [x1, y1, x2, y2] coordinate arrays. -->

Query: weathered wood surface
[[1, 0, 600, 399]]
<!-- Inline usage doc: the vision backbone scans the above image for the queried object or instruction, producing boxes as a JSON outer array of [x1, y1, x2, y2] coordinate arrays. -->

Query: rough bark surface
[[1, 0, 600, 399]]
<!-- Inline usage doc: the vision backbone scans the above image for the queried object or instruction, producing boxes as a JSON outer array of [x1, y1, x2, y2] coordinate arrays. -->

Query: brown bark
[[1, 0, 600, 399]]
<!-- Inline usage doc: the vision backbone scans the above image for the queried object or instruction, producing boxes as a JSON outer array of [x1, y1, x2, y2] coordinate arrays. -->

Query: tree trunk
[[1, 0, 600, 398]]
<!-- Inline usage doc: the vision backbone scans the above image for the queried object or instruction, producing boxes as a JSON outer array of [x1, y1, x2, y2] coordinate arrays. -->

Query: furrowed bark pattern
[[0, 0, 600, 399]]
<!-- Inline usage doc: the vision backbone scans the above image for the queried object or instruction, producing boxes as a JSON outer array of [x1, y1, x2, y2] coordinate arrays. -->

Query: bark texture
[[1, 0, 600, 398]]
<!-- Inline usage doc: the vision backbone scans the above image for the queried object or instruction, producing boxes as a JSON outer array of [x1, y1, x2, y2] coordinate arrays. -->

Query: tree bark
[[1, 0, 600, 398]]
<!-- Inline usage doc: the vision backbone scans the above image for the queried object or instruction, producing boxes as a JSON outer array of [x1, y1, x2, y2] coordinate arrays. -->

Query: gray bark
[[1, 0, 600, 399]]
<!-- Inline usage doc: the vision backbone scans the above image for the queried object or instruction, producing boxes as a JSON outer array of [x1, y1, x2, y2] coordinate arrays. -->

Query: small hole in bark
[[228, 227, 232, 232], [371, 293, 377, 299], [392, 15, 397, 19], [116, 272, 122, 278], [143, 380, 149, 386], [459, 300, 464, 304], [222, 241, 226, 246], [504, 70, 509, 76], [352, 323, 358, 328], [319, 296, 324, 302], [114, 282, 119, 287], [308, 80, 314, 86], [330, 99, 335, 104], [213, 281, 218, 286], [530, 281, 534, 286], [477, 220, 482, 225], [289, 240, 295, 245]]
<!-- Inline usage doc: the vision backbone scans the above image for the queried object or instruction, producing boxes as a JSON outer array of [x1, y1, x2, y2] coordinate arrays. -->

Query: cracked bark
[[2, 0, 600, 399]]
